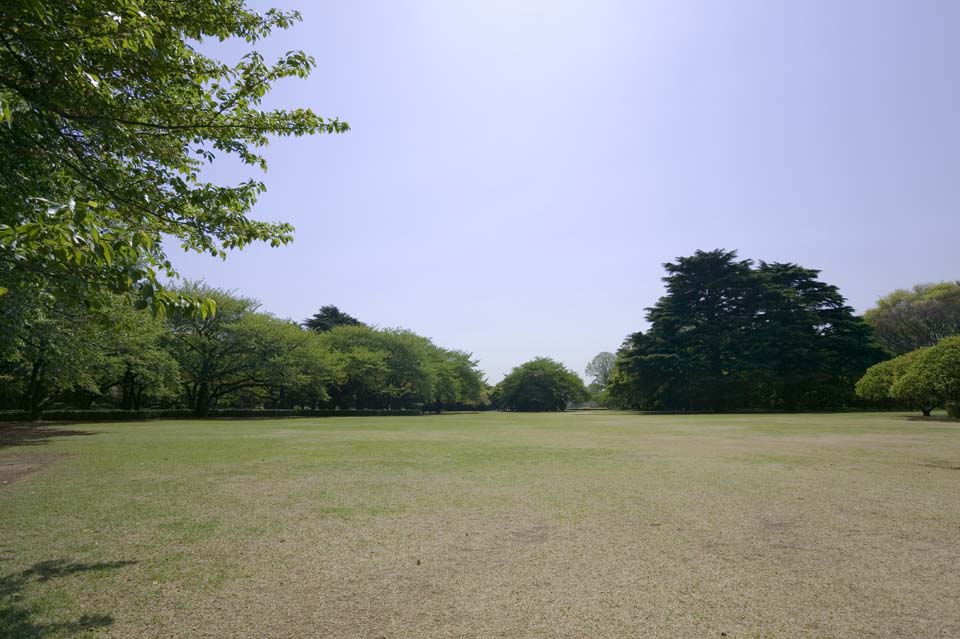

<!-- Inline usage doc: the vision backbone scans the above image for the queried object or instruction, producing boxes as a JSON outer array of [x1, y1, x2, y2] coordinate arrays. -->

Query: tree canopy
[[585, 352, 616, 390], [0, 1, 347, 312], [494, 357, 587, 412], [855, 349, 931, 414], [857, 336, 960, 416], [863, 282, 960, 355], [609, 250, 884, 411], [890, 337, 960, 416]]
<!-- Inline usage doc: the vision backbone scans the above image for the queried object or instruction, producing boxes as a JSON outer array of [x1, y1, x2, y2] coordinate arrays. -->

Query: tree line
[[854, 284, 960, 417], [0, 283, 487, 419]]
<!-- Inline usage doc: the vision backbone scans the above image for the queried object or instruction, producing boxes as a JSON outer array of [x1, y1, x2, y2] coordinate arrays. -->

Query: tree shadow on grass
[[0, 559, 136, 638], [0, 425, 96, 450]]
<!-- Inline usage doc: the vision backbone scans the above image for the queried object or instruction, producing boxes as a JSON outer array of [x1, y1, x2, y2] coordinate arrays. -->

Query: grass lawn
[[1, 412, 958, 638]]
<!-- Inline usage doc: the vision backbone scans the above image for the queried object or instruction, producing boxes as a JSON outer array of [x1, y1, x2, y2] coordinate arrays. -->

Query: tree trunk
[[120, 369, 135, 410], [24, 358, 45, 421], [194, 382, 213, 417]]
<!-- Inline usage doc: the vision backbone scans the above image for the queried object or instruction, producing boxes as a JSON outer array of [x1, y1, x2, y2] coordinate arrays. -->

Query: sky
[[175, 0, 960, 383]]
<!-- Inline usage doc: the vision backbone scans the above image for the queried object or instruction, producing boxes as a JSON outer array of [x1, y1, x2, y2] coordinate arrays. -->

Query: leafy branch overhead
[[0, 1, 348, 312]]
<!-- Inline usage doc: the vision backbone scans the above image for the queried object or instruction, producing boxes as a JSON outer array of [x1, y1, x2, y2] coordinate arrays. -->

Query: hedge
[[0, 408, 423, 422]]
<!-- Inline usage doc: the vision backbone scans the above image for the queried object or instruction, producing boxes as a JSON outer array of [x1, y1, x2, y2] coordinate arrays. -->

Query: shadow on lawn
[[906, 416, 960, 424], [0, 559, 136, 638], [0, 425, 96, 450]]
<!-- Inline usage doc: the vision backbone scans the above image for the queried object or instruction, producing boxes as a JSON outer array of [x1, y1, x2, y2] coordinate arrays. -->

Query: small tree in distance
[[304, 305, 363, 332], [495, 357, 588, 412], [586, 352, 616, 389]]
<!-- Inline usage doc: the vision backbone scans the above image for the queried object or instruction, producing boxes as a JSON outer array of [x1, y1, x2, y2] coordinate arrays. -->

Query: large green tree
[[855, 349, 933, 415], [95, 295, 180, 410], [864, 282, 960, 355], [0, 1, 347, 311], [315, 325, 486, 410], [610, 250, 883, 411], [889, 336, 960, 416], [425, 348, 487, 412], [495, 357, 587, 412], [166, 283, 335, 415]]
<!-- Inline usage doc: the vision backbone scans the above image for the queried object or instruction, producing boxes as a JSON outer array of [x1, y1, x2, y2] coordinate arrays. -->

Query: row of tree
[[0, 283, 487, 419]]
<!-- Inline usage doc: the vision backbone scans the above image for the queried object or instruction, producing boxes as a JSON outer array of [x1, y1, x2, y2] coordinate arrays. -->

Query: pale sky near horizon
[[174, 0, 960, 383]]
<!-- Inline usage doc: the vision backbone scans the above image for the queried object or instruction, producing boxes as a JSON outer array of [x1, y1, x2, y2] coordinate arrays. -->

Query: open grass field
[[1, 412, 958, 638]]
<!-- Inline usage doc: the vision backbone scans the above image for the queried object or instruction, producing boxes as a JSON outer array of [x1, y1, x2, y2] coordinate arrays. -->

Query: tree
[[0, 1, 347, 311], [304, 305, 363, 332], [747, 262, 883, 410], [585, 352, 616, 390], [495, 357, 588, 412], [95, 296, 180, 410], [609, 250, 883, 411], [425, 349, 487, 412], [303, 323, 486, 410], [0, 285, 103, 419], [224, 316, 339, 410], [166, 283, 333, 415], [855, 349, 928, 414], [864, 282, 960, 355], [890, 336, 960, 417]]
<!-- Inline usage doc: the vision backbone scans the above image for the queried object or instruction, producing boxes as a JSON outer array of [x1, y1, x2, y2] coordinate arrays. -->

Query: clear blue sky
[[176, 0, 960, 383]]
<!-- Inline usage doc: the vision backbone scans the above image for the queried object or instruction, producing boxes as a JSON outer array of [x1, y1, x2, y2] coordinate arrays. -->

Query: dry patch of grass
[[0, 452, 65, 486], [1, 412, 958, 638]]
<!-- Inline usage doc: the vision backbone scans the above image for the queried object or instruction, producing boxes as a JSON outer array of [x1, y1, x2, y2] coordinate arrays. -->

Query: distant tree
[[585, 352, 616, 389], [225, 316, 339, 410], [495, 357, 588, 412], [890, 336, 960, 417], [96, 296, 180, 410], [609, 250, 883, 411], [426, 349, 487, 412], [0, 1, 347, 312], [166, 284, 258, 415], [864, 283, 960, 354], [316, 325, 431, 409], [304, 306, 363, 332], [167, 283, 335, 415]]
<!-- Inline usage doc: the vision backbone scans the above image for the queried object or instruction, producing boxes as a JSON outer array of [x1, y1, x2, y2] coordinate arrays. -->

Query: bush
[[494, 357, 588, 412], [947, 403, 960, 419]]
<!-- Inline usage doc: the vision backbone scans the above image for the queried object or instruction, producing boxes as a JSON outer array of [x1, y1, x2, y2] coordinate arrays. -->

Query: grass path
[[1, 412, 958, 638]]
